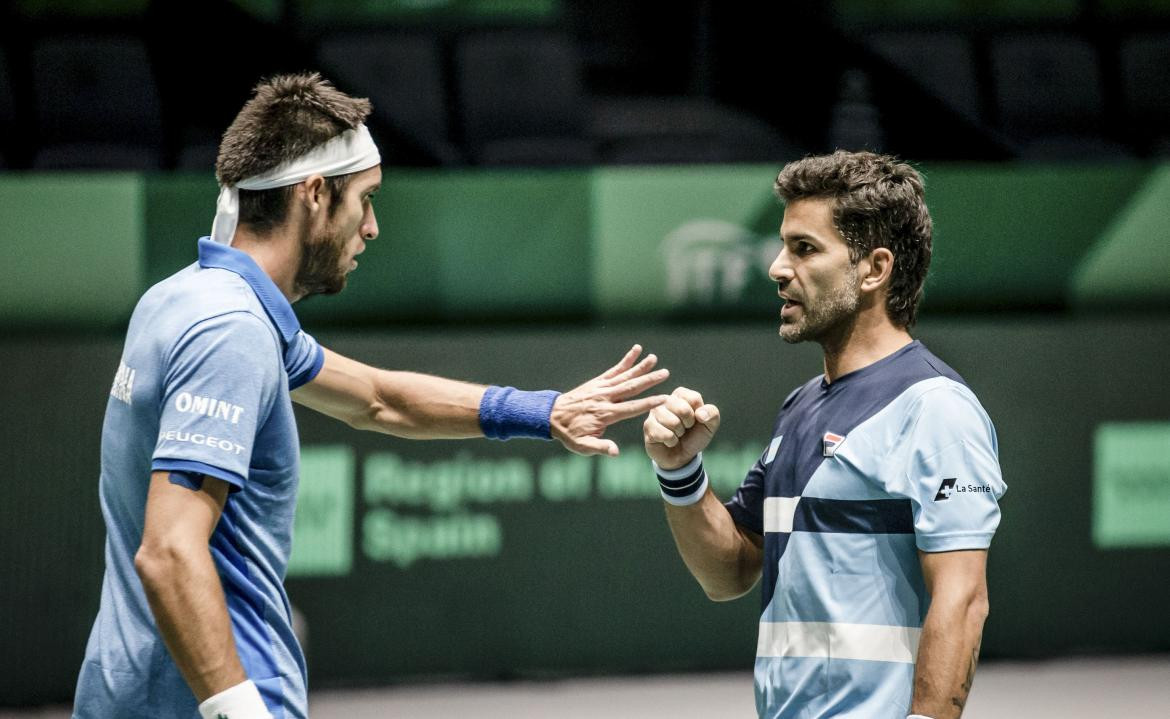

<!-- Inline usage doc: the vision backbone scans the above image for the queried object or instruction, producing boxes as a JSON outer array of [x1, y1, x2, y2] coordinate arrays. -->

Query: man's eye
[[797, 243, 814, 254]]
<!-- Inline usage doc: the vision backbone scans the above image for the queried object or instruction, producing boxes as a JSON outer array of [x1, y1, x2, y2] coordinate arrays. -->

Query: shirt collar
[[197, 237, 301, 344], [820, 340, 921, 390]]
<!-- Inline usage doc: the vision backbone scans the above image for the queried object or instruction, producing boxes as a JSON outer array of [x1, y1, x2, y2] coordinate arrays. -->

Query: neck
[[230, 224, 306, 303], [819, 307, 913, 383]]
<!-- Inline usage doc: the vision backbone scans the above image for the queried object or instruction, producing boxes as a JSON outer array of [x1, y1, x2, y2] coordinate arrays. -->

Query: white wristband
[[653, 453, 708, 506], [907, 714, 936, 719], [198, 679, 273, 719]]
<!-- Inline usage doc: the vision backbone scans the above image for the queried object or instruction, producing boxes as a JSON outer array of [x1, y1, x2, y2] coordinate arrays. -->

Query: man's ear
[[298, 174, 327, 213], [861, 247, 895, 293]]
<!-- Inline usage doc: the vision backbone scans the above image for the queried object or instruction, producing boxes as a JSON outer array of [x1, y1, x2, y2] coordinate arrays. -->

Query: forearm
[[363, 370, 487, 438], [665, 490, 762, 601], [911, 595, 988, 718], [136, 544, 246, 702]]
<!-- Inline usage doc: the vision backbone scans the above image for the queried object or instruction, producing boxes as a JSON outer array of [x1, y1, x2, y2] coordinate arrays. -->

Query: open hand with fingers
[[550, 344, 671, 456], [643, 386, 722, 470]]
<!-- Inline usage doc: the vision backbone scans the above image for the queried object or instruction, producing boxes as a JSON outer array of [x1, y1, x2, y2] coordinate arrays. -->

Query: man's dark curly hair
[[774, 151, 932, 328], [216, 73, 373, 232]]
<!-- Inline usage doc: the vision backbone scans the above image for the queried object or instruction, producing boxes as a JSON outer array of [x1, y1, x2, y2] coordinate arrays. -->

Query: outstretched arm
[[910, 549, 990, 718], [645, 387, 763, 600], [293, 344, 670, 455]]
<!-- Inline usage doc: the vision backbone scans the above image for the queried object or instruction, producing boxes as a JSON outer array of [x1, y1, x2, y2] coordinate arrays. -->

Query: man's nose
[[362, 206, 379, 241], [769, 246, 793, 284]]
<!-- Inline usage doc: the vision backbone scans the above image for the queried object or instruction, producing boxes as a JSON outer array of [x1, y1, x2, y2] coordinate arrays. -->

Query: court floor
[[6, 655, 1168, 718]]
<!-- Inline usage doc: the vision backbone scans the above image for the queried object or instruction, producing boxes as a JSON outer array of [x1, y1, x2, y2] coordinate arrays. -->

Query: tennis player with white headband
[[73, 73, 671, 719]]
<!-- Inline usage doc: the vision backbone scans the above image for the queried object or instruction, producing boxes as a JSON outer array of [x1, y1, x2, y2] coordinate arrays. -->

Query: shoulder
[[137, 263, 260, 319], [159, 311, 283, 391], [138, 266, 279, 350], [173, 311, 281, 362], [898, 377, 997, 449], [901, 376, 987, 418], [912, 342, 968, 387]]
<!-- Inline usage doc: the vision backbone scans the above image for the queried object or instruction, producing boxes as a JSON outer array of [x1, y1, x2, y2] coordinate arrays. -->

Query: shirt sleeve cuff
[[152, 458, 246, 492], [915, 531, 994, 553], [289, 344, 326, 391]]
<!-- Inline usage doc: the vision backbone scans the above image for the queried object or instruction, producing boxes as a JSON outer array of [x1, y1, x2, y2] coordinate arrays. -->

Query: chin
[[781, 315, 825, 344]]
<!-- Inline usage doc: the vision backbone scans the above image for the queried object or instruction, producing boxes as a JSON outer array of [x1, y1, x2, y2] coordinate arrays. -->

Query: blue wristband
[[478, 385, 561, 440]]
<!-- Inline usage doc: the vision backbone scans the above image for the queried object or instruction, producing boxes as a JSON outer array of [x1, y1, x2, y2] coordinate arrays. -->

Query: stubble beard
[[779, 270, 861, 346], [294, 225, 349, 298]]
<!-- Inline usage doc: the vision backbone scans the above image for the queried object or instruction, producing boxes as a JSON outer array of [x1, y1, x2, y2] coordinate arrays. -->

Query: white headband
[[210, 124, 382, 245]]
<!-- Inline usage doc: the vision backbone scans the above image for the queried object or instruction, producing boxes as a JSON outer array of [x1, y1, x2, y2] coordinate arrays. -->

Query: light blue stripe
[[755, 655, 913, 718], [763, 532, 926, 627]]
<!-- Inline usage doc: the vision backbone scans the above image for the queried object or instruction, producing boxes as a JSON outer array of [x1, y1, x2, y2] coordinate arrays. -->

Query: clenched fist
[[642, 386, 721, 470]]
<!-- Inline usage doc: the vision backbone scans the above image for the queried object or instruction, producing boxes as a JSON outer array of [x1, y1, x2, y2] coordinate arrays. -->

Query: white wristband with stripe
[[198, 679, 273, 719], [653, 452, 708, 506]]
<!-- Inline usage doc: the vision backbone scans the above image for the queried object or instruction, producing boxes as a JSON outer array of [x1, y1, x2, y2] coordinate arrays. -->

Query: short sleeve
[[152, 312, 281, 490], [888, 384, 1007, 552], [724, 452, 770, 536], [285, 329, 325, 390]]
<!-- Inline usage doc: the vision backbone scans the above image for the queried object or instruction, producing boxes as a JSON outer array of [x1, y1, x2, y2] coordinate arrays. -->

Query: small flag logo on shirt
[[822, 432, 845, 457]]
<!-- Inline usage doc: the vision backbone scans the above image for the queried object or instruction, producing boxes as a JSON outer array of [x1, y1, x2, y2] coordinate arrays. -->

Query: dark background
[[3, 319, 1168, 703]]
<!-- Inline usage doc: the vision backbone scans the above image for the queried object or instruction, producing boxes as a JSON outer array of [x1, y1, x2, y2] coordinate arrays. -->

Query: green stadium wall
[[0, 164, 1166, 331]]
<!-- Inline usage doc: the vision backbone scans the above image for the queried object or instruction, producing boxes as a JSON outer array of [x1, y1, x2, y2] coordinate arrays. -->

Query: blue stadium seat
[[868, 31, 982, 123], [33, 144, 164, 171], [1119, 33, 1170, 155], [175, 134, 220, 174], [317, 32, 462, 166], [593, 96, 803, 165], [0, 48, 15, 166], [989, 33, 1130, 159], [454, 31, 596, 166], [32, 34, 163, 170]]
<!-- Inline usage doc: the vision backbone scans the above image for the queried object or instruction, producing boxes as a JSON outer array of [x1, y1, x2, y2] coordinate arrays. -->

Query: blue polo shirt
[[74, 238, 325, 719], [724, 341, 1006, 719]]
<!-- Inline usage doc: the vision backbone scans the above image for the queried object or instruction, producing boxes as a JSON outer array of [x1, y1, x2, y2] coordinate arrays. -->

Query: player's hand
[[550, 344, 670, 456], [643, 386, 721, 470]]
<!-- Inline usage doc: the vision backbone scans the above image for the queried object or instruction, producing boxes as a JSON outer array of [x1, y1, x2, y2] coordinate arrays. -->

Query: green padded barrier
[[591, 165, 782, 320], [294, 170, 592, 325], [0, 173, 144, 329], [1069, 165, 1170, 308], [143, 172, 218, 286], [0, 165, 1165, 330], [923, 164, 1149, 311]]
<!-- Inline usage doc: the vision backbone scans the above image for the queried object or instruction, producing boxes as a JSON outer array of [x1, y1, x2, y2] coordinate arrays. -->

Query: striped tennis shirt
[[725, 340, 1007, 718]]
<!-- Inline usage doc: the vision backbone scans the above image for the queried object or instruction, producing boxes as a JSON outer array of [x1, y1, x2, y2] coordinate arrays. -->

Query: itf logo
[[660, 219, 781, 306], [934, 478, 958, 501]]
